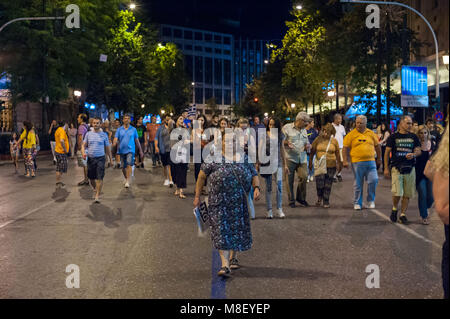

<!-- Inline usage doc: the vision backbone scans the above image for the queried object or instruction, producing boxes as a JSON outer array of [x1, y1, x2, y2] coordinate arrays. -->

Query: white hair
[[356, 115, 367, 124], [296, 112, 311, 122]]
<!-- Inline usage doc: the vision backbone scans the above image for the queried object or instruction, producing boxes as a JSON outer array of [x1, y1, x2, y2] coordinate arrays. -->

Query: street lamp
[[161, 110, 165, 114], [129, 3, 136, 10], [295, 4, 302, 10], [74, 90, 81, 97], [327, 91, 335, 97], [170, 112, 173, 116], [141, 104, 145, 109], [264, 60, 269, 64], [264, 112, 268, 117]]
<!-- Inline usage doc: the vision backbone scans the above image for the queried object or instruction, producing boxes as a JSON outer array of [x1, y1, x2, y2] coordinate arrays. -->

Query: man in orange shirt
[[54, 121, 70, 188], [343, 115, 381, 210], [145, 116, 161, 167]]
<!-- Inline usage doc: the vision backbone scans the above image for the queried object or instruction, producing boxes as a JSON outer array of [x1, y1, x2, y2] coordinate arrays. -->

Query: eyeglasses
[[358, 139, 367, 142]]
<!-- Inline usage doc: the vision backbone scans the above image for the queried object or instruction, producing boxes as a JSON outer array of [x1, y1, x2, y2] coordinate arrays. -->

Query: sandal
[[179, 193, 186, 199], [229, 258, 240, 270], [217, 266, 231, 277], [174, 190, 179, 196]]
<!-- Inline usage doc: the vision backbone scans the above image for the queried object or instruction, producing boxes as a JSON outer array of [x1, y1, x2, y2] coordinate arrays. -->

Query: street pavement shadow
[[335, 209, 387, 248], [52, 188, 70, 202], [113, 189, 143, 242], [230, 266, 336, 280], [79, 185, 94, 200], [87, 203, 121, 228]]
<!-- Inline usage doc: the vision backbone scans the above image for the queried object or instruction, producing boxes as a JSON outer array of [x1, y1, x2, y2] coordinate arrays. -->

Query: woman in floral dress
[[194, 131, 261, 277]]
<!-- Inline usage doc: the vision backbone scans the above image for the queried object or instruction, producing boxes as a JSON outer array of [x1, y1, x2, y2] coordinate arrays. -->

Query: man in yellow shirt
[[343, 115, 381, 210], [54, 122, 69, 188]]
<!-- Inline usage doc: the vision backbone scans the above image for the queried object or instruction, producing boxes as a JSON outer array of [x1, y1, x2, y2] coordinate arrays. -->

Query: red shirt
[[146, 123, 160, 142]]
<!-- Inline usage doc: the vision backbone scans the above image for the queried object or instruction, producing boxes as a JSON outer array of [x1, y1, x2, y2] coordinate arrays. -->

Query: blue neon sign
[[401, 66, 427, 96]]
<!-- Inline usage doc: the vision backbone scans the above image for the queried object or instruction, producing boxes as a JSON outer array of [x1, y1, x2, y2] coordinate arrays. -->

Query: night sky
[[144, 0, 292, 40]]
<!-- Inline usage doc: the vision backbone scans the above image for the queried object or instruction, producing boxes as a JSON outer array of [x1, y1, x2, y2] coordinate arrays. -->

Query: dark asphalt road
[[0, 155, 445, 299]]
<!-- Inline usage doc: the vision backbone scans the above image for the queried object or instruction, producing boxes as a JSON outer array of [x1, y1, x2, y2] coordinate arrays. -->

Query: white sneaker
[[307, 177, 310, 183], [277, 208, 286, 219], [310, 176, 314, 182], [267, 210, 273, 219], [367, 201, 376, 209], [124, 182, 130, 188], [163, 179, 170, 186], [354, 204, 362, 210]]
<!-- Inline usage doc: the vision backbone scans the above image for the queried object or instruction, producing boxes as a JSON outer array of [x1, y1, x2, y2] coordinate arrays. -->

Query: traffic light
[[254, 97, 259, 103]]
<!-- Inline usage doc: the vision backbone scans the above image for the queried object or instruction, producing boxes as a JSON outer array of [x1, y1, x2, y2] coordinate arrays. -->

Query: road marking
[[211, 249, 226, 299], [370, 209, 441, 249], [0, 199, 55, 230]]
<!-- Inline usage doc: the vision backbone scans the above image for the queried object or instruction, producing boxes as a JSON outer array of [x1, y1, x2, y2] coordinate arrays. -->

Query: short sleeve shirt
[[282, 123, 308, 164], [386, 132, 420, 170], [312, 137, 339, 167], [78, 124, 89, 139], [84, 130, 110, 158], [54, 127, 69, 154], [343, 128, 379, 163], [332, 123, 346, 149], [115, 125, 138, 154], [20, 130, 36, 149]]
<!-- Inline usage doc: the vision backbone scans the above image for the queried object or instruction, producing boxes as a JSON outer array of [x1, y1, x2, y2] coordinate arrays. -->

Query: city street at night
[[0, 155, 445, 299]]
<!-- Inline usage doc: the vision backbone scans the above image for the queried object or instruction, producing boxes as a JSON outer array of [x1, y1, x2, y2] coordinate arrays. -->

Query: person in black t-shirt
[[384, 115, 421, 225], [135, 116, 146, 168]]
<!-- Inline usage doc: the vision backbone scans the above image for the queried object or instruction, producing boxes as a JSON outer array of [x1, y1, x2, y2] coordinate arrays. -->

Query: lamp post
[[291, 103, 296, 120], [191, 82, 195, 107]]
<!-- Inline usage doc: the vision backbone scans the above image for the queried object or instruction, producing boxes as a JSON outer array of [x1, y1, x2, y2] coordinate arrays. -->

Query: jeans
[[351, 161, 378, 206], [286, 161, 308, 204], [262, 167, 283, 211], [416, 178, 434, 219], [443, 225, 449, 299], [50, 141, 56, 161], [148, 141, 160, 165], [307, 154, 315, 177]]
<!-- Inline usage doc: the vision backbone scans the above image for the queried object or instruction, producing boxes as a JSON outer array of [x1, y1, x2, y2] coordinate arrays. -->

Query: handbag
[[313, 136, 333, 177], [193, 200, 209, 237]]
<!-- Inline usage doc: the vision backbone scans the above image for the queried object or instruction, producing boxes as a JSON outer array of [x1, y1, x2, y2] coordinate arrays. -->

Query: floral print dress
[[200, 156, 258, 251]]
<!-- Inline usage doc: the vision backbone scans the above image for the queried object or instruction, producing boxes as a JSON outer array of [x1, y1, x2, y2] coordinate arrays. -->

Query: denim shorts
[[120, 153, 135, 169]]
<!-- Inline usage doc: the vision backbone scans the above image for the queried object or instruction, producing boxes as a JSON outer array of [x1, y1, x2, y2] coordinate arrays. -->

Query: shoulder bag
[[314, 136, 333, 176]]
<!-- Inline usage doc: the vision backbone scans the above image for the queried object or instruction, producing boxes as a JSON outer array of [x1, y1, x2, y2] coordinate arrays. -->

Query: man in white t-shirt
[[332, 113, 346, 182]]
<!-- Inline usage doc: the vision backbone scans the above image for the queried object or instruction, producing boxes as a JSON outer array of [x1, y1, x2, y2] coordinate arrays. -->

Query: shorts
[[120, 153, 135, 169], [391, 167, 416, 198], [56, 153, 68, 173], [88, 156, 106, 180], [77, 150, 87, 167], [160, 152, 171, 167]]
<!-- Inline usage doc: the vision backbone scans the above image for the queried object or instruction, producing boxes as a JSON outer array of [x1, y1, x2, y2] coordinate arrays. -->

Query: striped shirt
[[83, 130, 110, 158]]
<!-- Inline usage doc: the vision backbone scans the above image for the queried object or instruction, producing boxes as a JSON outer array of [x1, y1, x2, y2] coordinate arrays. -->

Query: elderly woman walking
[[194, 131, 260, 277], [309, 123, 342, 208]]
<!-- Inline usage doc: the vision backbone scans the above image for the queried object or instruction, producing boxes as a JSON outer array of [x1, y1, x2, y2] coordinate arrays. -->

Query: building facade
[[160, 24, 234, 117]]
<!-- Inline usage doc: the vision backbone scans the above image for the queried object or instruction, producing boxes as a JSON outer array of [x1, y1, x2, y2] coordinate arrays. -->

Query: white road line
[[0, 200, 55, 230], [370, 208, 442, 249]]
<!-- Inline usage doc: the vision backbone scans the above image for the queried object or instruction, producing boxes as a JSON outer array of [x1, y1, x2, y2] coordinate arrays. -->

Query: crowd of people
[[7, 110, 449, 295]]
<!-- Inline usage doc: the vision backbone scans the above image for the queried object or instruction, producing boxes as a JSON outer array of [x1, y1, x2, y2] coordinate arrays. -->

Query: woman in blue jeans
[[258, 117, 286, 219], [415, 125, 435, 225]]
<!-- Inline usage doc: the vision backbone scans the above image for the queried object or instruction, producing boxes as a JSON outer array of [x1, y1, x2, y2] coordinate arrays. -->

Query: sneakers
[[277, 208, 286, 219], [354, 204, 362, 210], [267, 210, 273, 219], [289, 203, 296, 208], [163, 179, 170, 186], [124, 181, 130, 188], [297, 200, 309, 207], [399, 214, 408, 224], [333, 177, 338, 183], [169, 181, 174, 188], [337, 175, 343, 182], [390, 209, 398, 222], [309, 176, 314, 182], [366, 201, 376, 209], [78, 180, 89, 186]]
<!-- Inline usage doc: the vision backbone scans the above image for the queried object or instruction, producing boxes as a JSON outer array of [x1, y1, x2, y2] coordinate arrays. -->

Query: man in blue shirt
[[113, 114, 144, 188], [82, 117, 113, 203]]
